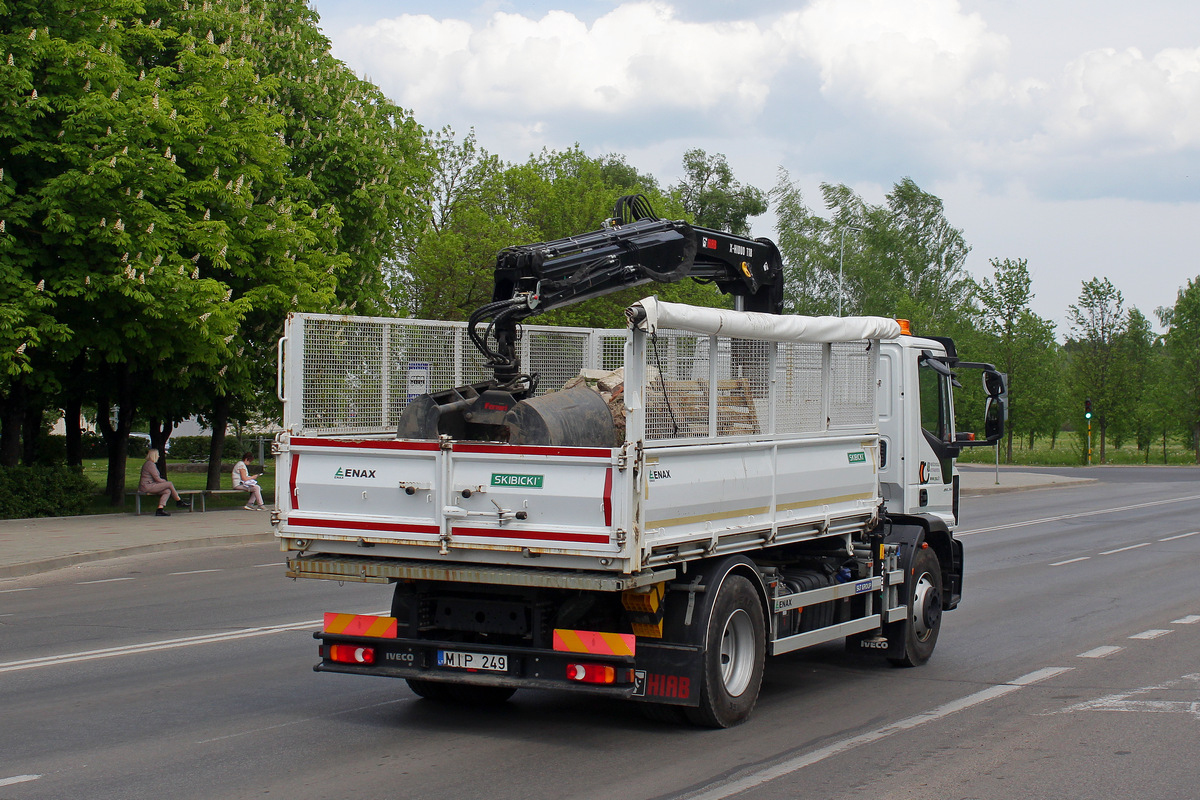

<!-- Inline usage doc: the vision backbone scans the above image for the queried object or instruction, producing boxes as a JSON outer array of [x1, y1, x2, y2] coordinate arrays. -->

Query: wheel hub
[[911, 573, 941, 641]]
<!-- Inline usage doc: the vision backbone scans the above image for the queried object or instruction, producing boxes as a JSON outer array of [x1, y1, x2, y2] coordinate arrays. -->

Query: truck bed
[[275, 312, 884, 579]]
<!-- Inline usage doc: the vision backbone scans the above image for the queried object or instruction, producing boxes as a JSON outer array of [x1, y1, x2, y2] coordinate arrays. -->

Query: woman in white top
[[232, 452, 266, 510]]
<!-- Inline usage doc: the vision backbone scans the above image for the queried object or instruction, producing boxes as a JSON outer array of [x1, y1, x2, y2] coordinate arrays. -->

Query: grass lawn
[[80, 457, 277, 514], [957, 433, 1199, 467]]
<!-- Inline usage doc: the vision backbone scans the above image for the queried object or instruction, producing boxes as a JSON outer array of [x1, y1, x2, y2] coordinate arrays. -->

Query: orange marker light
[[896, 319, 912, 335]]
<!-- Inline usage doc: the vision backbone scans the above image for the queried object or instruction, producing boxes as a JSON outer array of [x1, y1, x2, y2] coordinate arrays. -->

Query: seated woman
[[139, 449, 190, 517], [232, 452, 266, 510]]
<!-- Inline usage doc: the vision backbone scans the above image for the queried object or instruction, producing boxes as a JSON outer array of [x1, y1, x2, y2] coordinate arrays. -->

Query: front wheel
[[685, 574, 766, 728], [889, 545, 943, 667]]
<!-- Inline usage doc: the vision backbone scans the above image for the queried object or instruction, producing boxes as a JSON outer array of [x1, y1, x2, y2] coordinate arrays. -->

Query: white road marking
[[1077, 646, 1123, 659], [169, 569, 222, 576], [0, 775, 41, 787], [681, 667, 1073, 800], [0, 609, 388, 674], [1099, 542, 1152, 555], [75, 577, 135, 585], [1059, 673, 1200, 717], [1050, 557, 1090, 566], [1160, 531, 1200, 541], [957, 494, 1200, 536], [1172, 615, 1200, 624], [0, 619, 323, 673], [0, 587, 35, 594], [1130, 629, 1172, 640], [253, 562, 285, 568]]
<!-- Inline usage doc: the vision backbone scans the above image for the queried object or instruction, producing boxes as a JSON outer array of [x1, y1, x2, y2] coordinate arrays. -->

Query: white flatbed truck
[[274, 202, 1005, 726]]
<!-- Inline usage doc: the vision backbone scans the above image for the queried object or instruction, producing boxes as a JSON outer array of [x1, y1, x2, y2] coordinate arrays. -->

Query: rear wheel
[[685, 574, 765, 728], [406, 678, 516, 705], [889, 546, 943, 667]]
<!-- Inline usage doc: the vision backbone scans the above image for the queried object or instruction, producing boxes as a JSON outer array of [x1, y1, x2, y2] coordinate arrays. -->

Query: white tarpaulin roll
[[625, 297, 901, 343]]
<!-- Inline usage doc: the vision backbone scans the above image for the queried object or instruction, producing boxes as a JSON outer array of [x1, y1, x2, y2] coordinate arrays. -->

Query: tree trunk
[[206, 394, 231, 491], [0, 380, 27, 467], [22, 403, 40, 465], [64, 392, 84, 467], [149, 418, 173, 477], [97, 365, 136, 506]]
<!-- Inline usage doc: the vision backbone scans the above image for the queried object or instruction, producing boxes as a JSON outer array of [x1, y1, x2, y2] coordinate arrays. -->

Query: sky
[[309, 0, 1200, 334]]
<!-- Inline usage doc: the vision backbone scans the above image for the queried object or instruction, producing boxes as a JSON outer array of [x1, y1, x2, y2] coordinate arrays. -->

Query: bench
[[129, 488, 267, 514], [130, 489, 208, 515]]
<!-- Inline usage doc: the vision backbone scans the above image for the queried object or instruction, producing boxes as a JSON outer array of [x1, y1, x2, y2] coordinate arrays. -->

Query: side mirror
[[984, 396, 1004, 442], [983, 370, 1006, 398]]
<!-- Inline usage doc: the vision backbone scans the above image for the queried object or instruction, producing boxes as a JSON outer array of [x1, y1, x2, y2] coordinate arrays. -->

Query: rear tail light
[[328, 644, 376, 665], [567, 663, 615, 684], [566, 663, 635, 685]]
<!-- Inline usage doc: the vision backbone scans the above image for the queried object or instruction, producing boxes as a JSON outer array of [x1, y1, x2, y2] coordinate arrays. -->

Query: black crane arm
[[475, 198, 783, 382], [398, 196, 784, 441]]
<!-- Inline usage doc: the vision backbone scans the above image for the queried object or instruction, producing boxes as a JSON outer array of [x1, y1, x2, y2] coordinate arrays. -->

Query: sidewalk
[[957, 465, 1096, 496], [0, 468, 1093, 580], [0, 507, 274, 580]]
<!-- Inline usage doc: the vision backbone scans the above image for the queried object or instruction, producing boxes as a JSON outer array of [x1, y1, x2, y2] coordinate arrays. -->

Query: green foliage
[[670, 149, 767, 236], [770, 174, 975, 330], [0, 464, 95, 518], [1066, 277, 1129, 461]]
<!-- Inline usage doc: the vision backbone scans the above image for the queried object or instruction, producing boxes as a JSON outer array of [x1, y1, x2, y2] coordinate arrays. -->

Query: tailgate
[[279, 437, 630, 564]]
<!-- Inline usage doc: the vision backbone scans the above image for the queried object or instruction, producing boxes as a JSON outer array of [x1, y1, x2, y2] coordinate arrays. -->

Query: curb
[[0, 532, 276, 580], [961, 478, 1098, 496]]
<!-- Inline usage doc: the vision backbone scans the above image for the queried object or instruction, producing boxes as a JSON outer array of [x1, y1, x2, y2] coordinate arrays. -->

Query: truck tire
[[889, 546, 942, 668], [406, 678, 517, 705], [685, 574, 765, 728]]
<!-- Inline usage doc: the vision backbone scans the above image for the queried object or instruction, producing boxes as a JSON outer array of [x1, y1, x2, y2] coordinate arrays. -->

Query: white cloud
[[1050, 46, 1200, 151], [338, 3, 784, 121], [779, 0, 1013, 125]]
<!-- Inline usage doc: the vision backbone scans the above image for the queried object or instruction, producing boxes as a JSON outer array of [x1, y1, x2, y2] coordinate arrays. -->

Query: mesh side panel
[[600, 334, 627, 372], [719, 340, 769, 437], [294, 316, 625, 435], [525, 330, 589, 393], [775, 342, 825, 435], [300, 318, 386, 433], [646, 331, 710, 440], [828, 341, 877, 428]]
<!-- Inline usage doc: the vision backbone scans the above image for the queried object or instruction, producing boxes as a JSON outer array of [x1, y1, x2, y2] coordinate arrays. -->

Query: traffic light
[[1084, 398, 1093, 420]]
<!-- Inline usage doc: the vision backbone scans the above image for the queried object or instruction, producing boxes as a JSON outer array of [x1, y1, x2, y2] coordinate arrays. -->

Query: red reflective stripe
[[603, 468, 613, 527], [289, 517, 439, 536], [290, 437, 439, 451], [452, 526, 610, 544], [289, 453, 301, 510], [452, 443, 613, 459]]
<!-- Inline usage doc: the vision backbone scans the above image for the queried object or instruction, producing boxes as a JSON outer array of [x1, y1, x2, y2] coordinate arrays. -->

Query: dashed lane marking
[[1160, 531, 1200, 541], [0, 587, 35, 594], [1051, 557, 1090, 566], [0, 775, 41, 787], [957, 495, 1200, 536], [168, 569, 222, 576], [1130, 629, 1173, 640], [1172, 615, 1200, 624], [75, 577, 135, 585], [1099, 542, 1153, 555], [1077, 646, 1124, 659]]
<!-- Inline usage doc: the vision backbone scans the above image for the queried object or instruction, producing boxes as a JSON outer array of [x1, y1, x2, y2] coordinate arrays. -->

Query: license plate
[[437, 650, 508, 672]]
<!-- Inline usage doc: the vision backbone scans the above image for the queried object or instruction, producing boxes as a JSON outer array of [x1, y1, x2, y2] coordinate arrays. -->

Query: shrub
[[0, 466, 97, 519]]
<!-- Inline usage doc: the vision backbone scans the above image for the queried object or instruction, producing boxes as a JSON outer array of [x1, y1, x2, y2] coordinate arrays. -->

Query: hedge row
[[44, 435, 271, 462], [0, 466, 96, 519]]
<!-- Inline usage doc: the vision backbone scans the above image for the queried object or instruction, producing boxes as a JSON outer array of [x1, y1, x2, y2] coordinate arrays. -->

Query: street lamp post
[[838, 226, 862, 316]]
